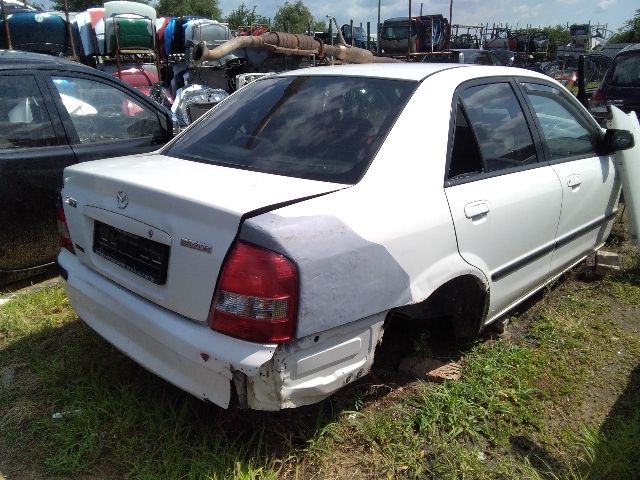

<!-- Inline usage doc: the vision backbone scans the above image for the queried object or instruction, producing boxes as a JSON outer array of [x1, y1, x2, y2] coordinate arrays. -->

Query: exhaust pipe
[[328, 43, 400, 64], [193, 31, 400, 64]]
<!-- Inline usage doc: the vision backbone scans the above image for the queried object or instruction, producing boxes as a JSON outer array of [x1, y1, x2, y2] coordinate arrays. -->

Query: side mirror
[[601, 128, 634, 154]]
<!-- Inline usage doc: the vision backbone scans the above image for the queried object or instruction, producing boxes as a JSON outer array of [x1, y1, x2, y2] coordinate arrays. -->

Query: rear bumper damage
[[58, 249, 384, 410], [240, 313, 385, 409], [59, 249, 275, 408]]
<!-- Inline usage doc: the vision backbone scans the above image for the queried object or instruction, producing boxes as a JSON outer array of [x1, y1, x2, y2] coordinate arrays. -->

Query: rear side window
[[611, 53, 640, 87], [454, 82, 537, 174], [165, 76, 416, 184], [52, 76, 165, 144], [448, 100, 484, 179], [0, 74, 57, 149]]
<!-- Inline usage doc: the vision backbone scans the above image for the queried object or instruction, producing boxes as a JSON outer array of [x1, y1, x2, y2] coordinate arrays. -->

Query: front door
[[519, 81, 621, 273]]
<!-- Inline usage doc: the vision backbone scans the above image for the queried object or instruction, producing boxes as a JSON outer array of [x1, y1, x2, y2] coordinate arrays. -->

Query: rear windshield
[[611, 52, 640, 87], [164, 75, 416, 184]]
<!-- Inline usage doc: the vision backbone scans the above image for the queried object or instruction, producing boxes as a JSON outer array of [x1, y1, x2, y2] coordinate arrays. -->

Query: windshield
[[382, 22, 411, 40], [611, 53, 640, 87], [164, 75, 416, 184]]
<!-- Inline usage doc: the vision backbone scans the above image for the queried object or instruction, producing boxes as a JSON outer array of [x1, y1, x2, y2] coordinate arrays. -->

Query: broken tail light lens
[[209, 241, 298, 343]]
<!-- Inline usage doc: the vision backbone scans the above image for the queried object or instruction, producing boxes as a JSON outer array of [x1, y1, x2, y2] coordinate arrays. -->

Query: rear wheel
[[373, 276, 488, 373]]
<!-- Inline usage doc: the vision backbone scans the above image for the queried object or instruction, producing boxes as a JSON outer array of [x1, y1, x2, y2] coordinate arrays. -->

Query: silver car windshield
[[164, 75, 416, 183]]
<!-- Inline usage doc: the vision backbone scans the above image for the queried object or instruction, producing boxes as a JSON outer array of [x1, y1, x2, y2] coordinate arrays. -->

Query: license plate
[[93, 221, 169, 284]]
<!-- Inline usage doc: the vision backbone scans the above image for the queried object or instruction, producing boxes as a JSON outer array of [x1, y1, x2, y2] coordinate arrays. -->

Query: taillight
[[590, 87, 605, 107], [56, 199, 74, 253], [209, 241, 298, 343]]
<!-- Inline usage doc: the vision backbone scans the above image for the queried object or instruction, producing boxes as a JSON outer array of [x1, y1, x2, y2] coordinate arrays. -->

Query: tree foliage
[[609, 9, 640, 43], [538, 25, 571, 58], [156, 0, 221, 19], [272, 1, 320, 33], [225, 3, 269, 30], [53, 0, 148, 11], [312, 19, 327, 33]]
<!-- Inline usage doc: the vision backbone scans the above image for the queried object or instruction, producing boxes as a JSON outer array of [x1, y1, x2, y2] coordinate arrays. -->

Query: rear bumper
[[58, 249, 277, 408]]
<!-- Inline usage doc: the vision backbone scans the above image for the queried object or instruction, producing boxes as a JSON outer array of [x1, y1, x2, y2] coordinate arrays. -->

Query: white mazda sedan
[[57, 63, 637, 410]]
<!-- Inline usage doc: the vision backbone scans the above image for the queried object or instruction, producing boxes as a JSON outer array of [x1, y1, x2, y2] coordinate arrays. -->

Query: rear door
[[45, 71, 172, 162], [519, 81, 620, 274], [444, 79, 562, 320], [0, 70, 76, 276]]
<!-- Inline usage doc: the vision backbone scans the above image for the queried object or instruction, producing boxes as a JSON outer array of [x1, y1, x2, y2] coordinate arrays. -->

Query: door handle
[[464, 200, 490, 218], [567, 174, 582, 188]]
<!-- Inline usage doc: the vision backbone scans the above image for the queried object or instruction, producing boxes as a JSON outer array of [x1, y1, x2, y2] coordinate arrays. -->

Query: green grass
[[1, 251, 639, 479], [310, 342, 544, 478]]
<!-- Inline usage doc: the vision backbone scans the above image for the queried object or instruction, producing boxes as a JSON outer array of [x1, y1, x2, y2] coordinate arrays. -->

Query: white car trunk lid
[[61, 154, 344, 322]]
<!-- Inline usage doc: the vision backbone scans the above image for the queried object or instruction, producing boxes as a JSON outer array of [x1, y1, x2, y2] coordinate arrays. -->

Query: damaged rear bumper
[[58, 249, 385, 410], [242, 313, 385, 409], [58, 249, 276, 408]]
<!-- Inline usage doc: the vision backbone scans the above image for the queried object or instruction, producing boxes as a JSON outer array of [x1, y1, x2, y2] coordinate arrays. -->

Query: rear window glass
[[164, 75, 416, 183], [611, 53, 640, 87]]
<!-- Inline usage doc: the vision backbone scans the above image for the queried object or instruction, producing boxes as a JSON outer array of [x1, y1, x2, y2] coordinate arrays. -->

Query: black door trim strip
[[491, 210, 617, 281]]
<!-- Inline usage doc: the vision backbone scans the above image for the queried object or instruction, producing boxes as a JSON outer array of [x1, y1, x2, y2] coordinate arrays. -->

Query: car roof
[[274, 63, 550, 83], [276, 63, 463, 81], [617, 43, 640, 56], [0, 49, 145, 85], [0, 49, 167, 111], [0, 49, 96, 73]]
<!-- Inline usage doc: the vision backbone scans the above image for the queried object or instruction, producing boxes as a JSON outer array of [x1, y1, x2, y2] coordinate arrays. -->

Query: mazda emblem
[[116, 191, 128, 209]]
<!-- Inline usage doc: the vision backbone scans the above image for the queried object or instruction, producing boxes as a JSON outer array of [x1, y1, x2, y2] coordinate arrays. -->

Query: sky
[[217, 0, 637, 36], [33, 0, 636, 35]]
